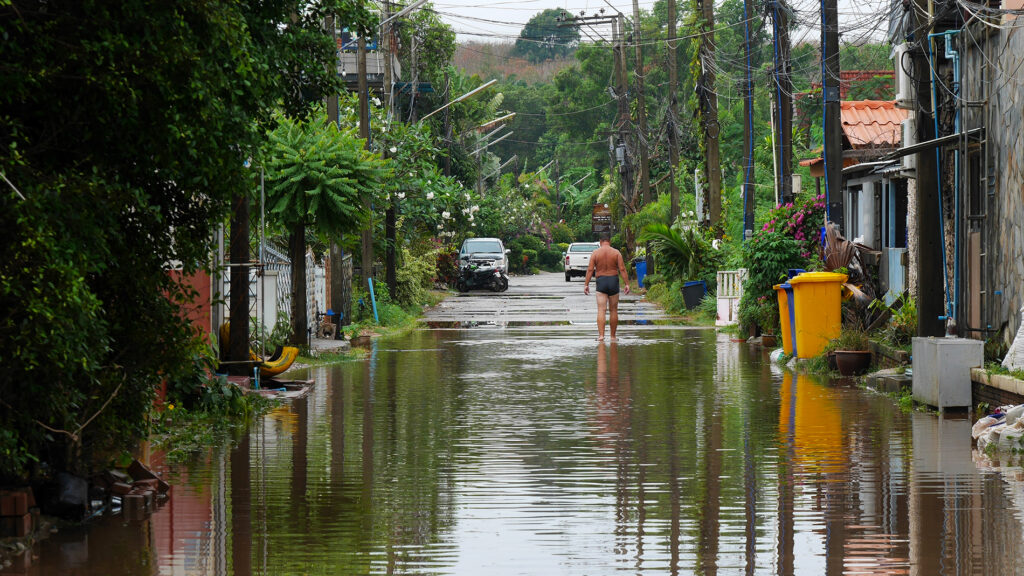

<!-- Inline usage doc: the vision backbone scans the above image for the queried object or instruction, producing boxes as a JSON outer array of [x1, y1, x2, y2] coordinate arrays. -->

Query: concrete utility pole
[[912, 0, 944, 336], [630, 0, 651, 210], [358, 35, 373, 291], [771, 0, 794, 203], [821, 0, 843, 223], [382, 0, 397, 297], [742, 0, 755, 236], [326, 14, 346, 331], [698, 0, 722, 226], [629, 0, 653, 272], [667, 0, 680, 221]]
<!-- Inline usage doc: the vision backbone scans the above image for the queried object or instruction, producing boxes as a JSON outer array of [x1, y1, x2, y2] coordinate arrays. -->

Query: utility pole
[[771, 0, 794, 204], [630, 0, 651, 210], [554, 158, 560, 218], [630, 0, 653, 272], [667, 0, 680, 222], [698, 0, 722, 226], [822, 0, 843, 224], [228, 193, 250, 375], [358, 35, 373, 291], [382, 0, 397, 297], [912, 0, 944, 336], [326, 13, 346, 333], [742, 0, 755, 237]]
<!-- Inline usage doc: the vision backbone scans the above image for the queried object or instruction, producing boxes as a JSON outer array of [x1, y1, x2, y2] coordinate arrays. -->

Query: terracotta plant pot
[[833, 350, 872, 376], [761, 334, 777, 348]]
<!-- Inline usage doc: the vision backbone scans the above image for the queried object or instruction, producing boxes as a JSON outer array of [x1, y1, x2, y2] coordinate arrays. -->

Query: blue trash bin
[[787, 268, 806, 279], [635, 260, 648, 288]]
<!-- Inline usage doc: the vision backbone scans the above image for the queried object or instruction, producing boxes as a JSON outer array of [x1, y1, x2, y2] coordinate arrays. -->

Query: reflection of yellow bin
[[789, 272, 847, 359], [774, 283, 795, 356]]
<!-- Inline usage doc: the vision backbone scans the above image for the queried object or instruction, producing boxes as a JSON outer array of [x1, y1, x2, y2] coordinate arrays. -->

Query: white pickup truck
[[563, 242, 600, 282]]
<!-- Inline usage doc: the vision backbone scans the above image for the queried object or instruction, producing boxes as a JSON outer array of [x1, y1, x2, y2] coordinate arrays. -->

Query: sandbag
[[1002, 307, 1024, 371]]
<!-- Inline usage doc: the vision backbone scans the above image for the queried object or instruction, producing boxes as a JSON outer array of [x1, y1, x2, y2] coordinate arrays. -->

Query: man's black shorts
[[596, 275, 619, 296]]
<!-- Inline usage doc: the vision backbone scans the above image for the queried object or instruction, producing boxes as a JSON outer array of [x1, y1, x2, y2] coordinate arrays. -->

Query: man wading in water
[[583, 235, 631, 341]]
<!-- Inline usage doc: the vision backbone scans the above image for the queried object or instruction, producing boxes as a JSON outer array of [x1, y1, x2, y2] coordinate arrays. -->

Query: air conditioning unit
[[893, 43, 915, 109], [901, 117, 917, 175]]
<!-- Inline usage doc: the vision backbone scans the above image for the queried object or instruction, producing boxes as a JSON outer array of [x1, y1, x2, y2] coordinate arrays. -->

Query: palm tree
[[264, 114, 388, 346]]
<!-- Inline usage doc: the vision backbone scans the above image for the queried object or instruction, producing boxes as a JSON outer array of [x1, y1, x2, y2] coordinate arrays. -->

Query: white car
[[563, 242, 600, 281], [459, 238, 509, 271]]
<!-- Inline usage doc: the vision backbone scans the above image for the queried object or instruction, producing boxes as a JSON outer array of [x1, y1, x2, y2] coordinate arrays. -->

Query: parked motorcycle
[[456, 254, 509, 293]]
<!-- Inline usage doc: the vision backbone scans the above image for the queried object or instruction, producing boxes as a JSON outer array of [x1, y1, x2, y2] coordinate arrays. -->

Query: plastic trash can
[[682, 280, 707, 309], [773, 282, 796, 356], [635, 260, 647, 288], [789, 271, 847, 359], [786, 268, 805, 279]]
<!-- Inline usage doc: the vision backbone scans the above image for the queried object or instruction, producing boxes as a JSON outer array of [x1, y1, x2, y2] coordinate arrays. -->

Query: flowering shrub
[[760, 194, 826, 258]]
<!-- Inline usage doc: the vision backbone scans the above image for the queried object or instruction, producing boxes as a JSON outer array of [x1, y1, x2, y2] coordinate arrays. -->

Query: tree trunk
[[289, 224, 308, 347]]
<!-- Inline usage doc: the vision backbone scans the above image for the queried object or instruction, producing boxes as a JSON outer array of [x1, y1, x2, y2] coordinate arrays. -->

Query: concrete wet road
[[422, 271, 675, 328]]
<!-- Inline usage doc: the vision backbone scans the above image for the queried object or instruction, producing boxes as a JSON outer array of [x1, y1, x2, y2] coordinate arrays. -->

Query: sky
[[426, 0, 894, 45]]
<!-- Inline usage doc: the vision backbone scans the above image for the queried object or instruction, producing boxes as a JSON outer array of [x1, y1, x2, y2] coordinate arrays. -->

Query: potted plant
[[831, 328, 873, 375], [756, 295, 780, 347]]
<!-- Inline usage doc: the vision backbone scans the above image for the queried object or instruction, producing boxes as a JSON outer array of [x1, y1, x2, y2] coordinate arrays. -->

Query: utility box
[[912, 337, 984, 410]]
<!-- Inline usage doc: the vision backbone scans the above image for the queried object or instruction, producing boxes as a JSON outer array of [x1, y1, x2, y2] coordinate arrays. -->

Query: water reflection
[[25, 329, 1024, 575]]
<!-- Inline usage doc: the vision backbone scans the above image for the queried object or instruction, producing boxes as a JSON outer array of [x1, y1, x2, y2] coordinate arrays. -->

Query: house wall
[[964, 24, 1024, 344]]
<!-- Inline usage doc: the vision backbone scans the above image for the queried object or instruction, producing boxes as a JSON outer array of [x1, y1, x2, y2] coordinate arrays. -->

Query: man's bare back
[[583, 240, 630, 340]]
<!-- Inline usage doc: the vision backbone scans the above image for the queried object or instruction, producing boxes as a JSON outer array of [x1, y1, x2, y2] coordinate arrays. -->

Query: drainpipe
[[943, 32, 961, 333], [926, 32, 957, 327]]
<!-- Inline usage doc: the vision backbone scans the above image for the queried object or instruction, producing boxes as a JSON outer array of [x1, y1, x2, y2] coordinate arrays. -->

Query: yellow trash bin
[[789, 271, 847, 359], [774, 283, 795, 356]]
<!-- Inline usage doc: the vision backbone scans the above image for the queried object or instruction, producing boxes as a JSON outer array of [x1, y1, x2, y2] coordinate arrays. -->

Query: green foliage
[[395, 248, 439, 307], [868, 294, 917, 348], [264, 112, 387, 234], [521, 249, 538, 269], [758, 194, 827, 258], [550, 222, 574, 244], [539, 248, 563, 271], [512, 9, 580, 63], [639, 224, 722, 286], [829, 328, 872, 352], [737, 230, 805, 333], [0, 0, 371, 479]]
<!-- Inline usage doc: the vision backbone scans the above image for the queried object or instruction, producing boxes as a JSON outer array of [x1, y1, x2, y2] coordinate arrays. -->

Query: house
[[800, 101, 911, 302], [886, 2, 1024, 345]]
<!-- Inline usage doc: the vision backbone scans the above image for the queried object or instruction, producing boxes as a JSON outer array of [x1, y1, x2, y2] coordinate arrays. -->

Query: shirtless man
[[583, 235, 631, 341]]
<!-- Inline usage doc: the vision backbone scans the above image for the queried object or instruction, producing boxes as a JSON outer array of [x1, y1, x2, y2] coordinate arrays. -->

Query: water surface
[[29, 329, 1024, 575]]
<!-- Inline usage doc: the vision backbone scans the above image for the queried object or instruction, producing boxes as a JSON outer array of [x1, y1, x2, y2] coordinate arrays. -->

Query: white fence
[[716, 269, 748, 326]]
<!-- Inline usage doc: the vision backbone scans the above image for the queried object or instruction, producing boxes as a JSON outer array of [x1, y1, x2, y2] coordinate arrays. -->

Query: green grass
[[985, 361, 1024, 381]]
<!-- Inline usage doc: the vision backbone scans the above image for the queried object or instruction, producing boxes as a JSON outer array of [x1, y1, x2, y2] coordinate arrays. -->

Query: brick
[[0, 491, 28, 517], [131, 479, 159, 492], [0, 513, 31, 538], [110, 482, 133, 496], [127, 460, 170, 494]]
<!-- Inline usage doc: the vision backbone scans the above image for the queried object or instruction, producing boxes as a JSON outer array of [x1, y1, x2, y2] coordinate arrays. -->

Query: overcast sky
[[428, 0, 893, 45]]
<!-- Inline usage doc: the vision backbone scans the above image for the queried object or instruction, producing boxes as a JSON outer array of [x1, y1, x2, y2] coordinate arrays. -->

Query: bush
[[521, 249, 538, 270], [539, 248, 563, 271], [550, 222, 574, 244], [760, 194, 827, 259], [395, 248, 438, 306], [738, 230, 805, 334]]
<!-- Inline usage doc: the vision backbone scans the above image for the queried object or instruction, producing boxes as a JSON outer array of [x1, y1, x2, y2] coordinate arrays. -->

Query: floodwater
[[28, 328, 1024, 575]]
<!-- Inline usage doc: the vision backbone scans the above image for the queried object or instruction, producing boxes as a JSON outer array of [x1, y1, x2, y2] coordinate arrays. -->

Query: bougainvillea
[[760, 194, 827, 258]]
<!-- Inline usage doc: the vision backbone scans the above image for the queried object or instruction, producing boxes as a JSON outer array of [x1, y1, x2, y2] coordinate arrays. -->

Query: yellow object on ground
[[774, 283, 795, 356], [789, 272, 847, 359], [250, 346, 299, 378]]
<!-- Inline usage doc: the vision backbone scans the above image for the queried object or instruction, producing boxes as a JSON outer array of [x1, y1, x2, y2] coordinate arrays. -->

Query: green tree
[[0, 0, 371, 479], [512, 9, 580, 63], [263, 114, 387, 344]]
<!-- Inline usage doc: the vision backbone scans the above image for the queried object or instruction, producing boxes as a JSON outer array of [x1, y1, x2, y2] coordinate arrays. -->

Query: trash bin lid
[[789, 271, 848, 284], [684, 280, 705, 287], [773, 283, 792, 290]]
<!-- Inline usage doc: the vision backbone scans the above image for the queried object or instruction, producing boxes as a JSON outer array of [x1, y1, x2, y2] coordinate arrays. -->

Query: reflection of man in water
[[584, 235, 630, 341]]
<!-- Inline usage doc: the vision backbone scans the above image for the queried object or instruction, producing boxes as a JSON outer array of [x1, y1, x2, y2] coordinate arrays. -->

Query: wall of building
[[964, 24, 1024, 345]]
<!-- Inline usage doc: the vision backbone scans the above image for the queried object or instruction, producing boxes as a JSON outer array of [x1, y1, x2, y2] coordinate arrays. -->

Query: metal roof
[[841, 100, 909, 149]]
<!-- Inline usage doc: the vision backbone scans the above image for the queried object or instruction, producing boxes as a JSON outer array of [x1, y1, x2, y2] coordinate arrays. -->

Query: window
[[569, 244, 599, 253], [463, 240, 502, 254]]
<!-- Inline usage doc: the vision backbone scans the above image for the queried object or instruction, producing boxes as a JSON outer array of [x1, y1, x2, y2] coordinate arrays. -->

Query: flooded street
[[28, 276, 1024, 575]]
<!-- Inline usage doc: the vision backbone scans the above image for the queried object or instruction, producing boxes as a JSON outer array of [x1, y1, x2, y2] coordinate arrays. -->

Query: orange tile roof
[[841, 100, 909, 149]]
